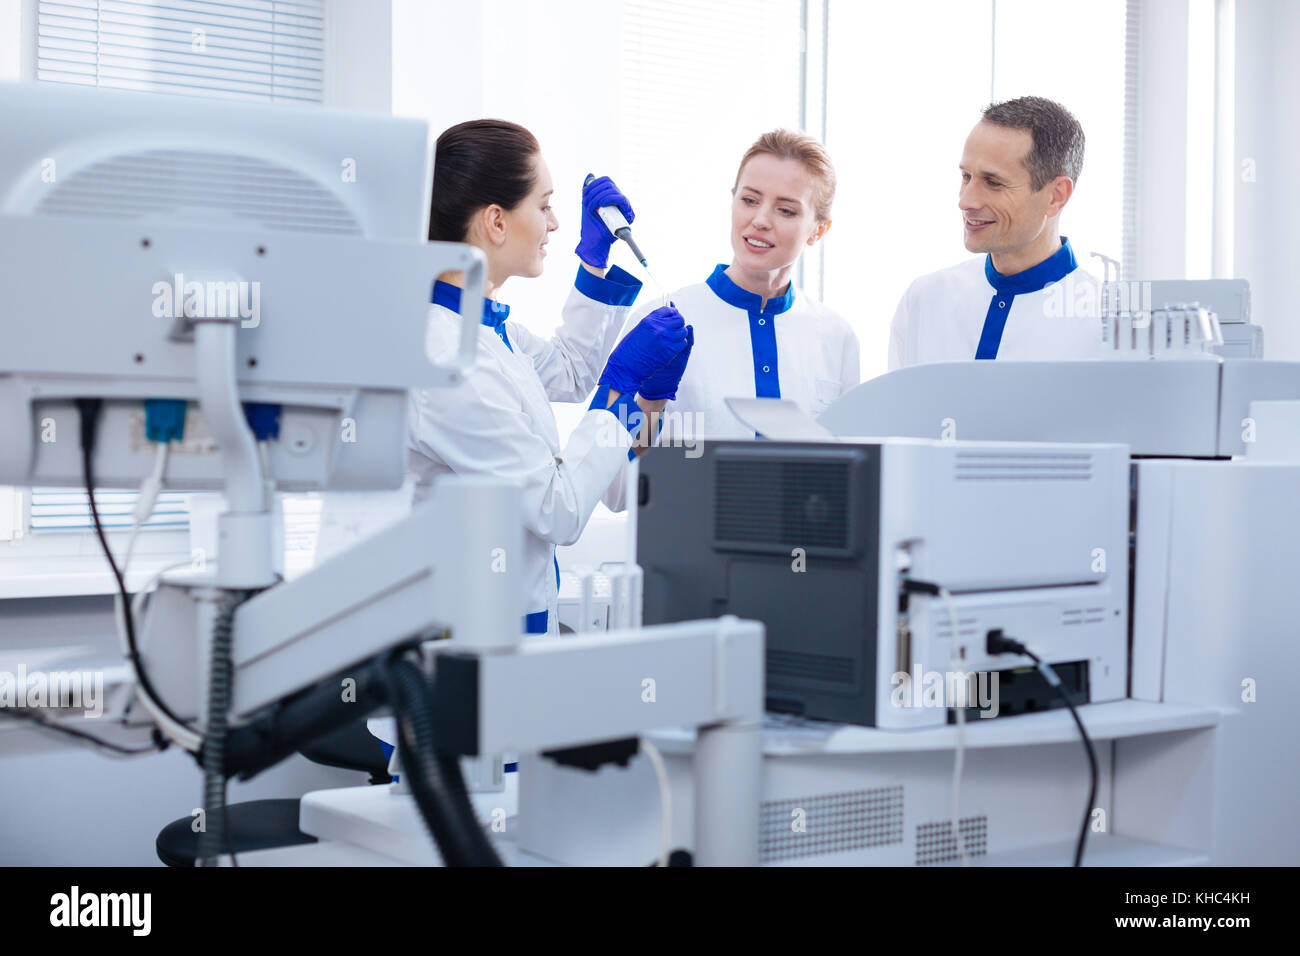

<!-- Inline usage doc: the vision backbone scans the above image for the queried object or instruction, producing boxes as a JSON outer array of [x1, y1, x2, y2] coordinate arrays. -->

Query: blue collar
[[705, 264, 795, 315], [984, 237, 1077, 295], [431, 280, 511, 333]]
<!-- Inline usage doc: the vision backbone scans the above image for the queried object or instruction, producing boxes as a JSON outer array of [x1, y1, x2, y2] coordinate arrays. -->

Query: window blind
[[29, 488, 189, 533], [36, 0, 325, 103], [26, 489, 321, 544]]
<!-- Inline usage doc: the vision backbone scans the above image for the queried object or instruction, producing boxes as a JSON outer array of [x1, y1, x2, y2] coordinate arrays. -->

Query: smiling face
[[494, 154, 558, 280], [959, 121, 1067, 261], [730, 153, 828, 278]]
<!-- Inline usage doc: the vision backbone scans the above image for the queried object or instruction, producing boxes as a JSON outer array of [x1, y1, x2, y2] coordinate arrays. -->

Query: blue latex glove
[[637, 324, 694, 401], [575, 174, 635, 269], [598, 305, 687, 395]]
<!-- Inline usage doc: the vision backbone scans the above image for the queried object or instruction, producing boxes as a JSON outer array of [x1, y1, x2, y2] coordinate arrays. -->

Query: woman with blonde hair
[[616, 129, 858, 455]]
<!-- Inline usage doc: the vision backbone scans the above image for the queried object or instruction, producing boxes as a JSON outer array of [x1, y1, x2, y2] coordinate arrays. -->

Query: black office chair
[[155, 717, 391, 866], [301, 719, 394, 786]]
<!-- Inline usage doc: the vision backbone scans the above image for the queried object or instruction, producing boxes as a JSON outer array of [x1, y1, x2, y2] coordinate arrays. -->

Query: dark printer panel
[[638, 441, 883, 725]]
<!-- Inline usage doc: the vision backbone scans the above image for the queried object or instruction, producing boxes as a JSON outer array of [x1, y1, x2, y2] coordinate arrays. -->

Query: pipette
[[585, 174, 670, 306]]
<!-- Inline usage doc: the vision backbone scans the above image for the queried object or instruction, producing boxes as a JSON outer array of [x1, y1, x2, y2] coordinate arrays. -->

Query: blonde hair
[[732, 129, 836, 222]]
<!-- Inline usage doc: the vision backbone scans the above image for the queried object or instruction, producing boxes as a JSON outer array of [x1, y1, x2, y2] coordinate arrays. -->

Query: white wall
[[391, 0, 484, 133], [326, 0, 394, 113]]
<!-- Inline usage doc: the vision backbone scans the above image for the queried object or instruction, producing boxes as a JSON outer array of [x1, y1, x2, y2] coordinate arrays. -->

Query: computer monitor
[[0, 80, 483, 491]]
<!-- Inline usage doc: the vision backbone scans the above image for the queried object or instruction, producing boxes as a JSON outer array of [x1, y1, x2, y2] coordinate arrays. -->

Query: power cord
[[639, 736, 673, 868], [0, 708, 163, 757], [107, 441, 205, 752], [987, 628, 1098, 867], [938, 585, 968, 867], [386, 656, 504, 866], [901, 578, 969, 866], [126, 560, 206, 751], [75, 399, 175, 754], [121, 441, 169, 573], [198, 589, 250, 868]]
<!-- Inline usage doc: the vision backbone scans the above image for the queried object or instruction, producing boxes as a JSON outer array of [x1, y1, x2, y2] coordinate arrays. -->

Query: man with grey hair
[[888, 96, 1101, 369]]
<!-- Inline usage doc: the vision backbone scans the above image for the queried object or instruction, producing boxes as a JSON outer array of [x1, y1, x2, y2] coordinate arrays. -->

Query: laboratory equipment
[[814, 355, 1300, 864], [1102, 302, 1225, 359], [1101, 278, 1262, 358], [0, 80, 765, 868], [585, 172, 649, 268], [0, 80, 485, 493], [285, 355, 1300, 866], [817, 358, 1300, 458], [638, 438, 1129, 728], [0, 78, 492, 863], [583, 172, 669, 303]]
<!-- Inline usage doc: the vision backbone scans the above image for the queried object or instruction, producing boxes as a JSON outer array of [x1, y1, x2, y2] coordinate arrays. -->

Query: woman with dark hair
[[409, 119, 691, 636]]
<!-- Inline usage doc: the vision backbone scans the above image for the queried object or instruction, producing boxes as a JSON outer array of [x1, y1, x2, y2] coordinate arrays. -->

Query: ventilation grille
[[954, 452, 1093, 482], [1062, 606, 1108, 626], [715, 458, 850, 550], [761, 786, 903, 863], [931, 615, 982, 642], [33, 149, 361, 235], [767, 648, 855, 685], [915, 816, 989, 865]]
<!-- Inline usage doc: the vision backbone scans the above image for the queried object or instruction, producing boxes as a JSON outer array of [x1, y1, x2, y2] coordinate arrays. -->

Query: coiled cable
[[197, 589, 249, 867], [386, 657, 503, 867]]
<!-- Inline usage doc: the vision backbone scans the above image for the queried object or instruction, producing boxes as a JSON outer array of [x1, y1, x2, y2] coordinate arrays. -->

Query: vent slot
[[931, 615, 982, 641], [1061, 606, 1108, 626], [34, 150, 361, 235], [954, 452, 1092, 482], [761, 786, 904, 863], [767, 648, 855, 685], [715, 458, 850, 550], [915, 816, 989, 865]]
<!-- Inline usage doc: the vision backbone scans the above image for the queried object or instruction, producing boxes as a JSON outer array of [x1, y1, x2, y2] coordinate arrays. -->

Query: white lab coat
[[888, 239, 1102, 370], [407, 266, 642, 635], [602, 264, 860, 511]]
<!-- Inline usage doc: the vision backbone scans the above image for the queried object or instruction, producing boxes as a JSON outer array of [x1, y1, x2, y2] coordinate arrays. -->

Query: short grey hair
[[981, 96, 1085, 191]]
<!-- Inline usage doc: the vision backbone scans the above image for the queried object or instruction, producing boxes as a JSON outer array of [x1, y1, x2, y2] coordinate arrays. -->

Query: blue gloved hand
[[598, 305, 687, 395], [575, 174, 635, 270], [637, 324, 694, 401]]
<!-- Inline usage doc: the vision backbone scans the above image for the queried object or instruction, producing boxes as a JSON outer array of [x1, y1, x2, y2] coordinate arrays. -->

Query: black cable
[[0, 708, 161, 756], [75, 399, 188, 731], [224, 652, 401, 782], [900, 578, 941, 596], [198, 590, 248, 868], [386, 657, 503, 867], [987, 630, 1098, 867]]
